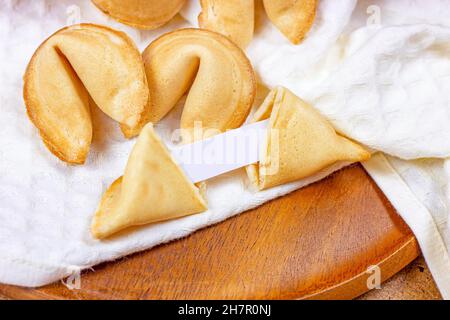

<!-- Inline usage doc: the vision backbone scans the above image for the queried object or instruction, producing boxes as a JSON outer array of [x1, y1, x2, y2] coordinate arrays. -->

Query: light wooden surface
[[0, 164, 423, 299]]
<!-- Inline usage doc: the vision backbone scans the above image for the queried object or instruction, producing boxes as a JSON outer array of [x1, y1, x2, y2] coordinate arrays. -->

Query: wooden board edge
[[0, 237, 420, 300], [301, 237, 420, 300]]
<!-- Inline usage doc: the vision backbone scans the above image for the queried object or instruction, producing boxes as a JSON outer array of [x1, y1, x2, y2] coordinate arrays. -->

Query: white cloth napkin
[[1, 0, 450, 299]]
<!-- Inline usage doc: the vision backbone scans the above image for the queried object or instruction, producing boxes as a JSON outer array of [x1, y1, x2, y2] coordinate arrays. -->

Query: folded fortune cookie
[[91, 123, 207, 239], [23, 24, 148, 164], [92, 0, 186, 30], [122, 28, 256, 142], [198, 0, 254, 48], [246, 87, 371, 190], [198, 0, 317, 47], [263, 0, 318, 45]]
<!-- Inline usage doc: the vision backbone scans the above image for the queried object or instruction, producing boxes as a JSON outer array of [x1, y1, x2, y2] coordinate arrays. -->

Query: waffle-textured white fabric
[[1, 0, 450, 298]]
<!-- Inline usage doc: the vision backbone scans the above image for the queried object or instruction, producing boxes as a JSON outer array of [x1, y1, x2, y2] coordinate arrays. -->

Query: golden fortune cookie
[[92, 0, 186, 30], [198, 0, 254, 49], [263, 0, 317, 45], [198, 0, 317, 47], [23, 24, 148, 164], [91, 123, 207, 239], [122, 28, 256, 142], [246, 87, 371, 190]]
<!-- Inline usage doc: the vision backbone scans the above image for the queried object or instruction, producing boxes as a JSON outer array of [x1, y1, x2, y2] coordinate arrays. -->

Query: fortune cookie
[[92, 0, 186, 30], [263, 0, 317, 45], [198, 0, 254, 48], [23, 24, 148, 164], [198, 0, 317, 47], [91, 123, 207, 239], [246, 87, 371, 190], [122, 28, 256, 142]]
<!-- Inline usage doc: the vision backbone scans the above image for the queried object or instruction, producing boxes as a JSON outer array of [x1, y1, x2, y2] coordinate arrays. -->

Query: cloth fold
[[1, 0, 449, 298]]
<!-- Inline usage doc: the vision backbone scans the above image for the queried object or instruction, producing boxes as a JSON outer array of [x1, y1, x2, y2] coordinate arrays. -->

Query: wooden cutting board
[[0, 164, 419, 299]]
